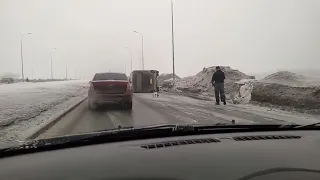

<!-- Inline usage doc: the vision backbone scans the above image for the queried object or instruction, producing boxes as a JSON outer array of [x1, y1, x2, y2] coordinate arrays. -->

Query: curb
[[27, 96, 88, 140]]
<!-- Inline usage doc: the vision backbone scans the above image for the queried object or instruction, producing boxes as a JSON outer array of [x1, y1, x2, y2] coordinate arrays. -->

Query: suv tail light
[[89, 81, 94, 90], [126, 82, 132, 92]]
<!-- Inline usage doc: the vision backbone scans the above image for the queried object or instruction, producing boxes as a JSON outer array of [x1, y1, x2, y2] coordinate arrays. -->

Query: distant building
[[1, 78, 14, 84]]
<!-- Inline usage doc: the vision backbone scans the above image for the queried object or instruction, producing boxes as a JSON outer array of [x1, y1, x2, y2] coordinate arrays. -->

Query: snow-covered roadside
[[159, 91, 320, 124], [0, 81, 88, 142], [143, 92, 320, 125]]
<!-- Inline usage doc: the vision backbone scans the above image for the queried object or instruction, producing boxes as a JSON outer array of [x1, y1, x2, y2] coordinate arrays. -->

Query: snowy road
[[37, 93, 320, 139]]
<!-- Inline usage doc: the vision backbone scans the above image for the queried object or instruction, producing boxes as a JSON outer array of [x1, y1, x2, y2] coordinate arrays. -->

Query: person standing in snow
[[211, 66, 226, 105]]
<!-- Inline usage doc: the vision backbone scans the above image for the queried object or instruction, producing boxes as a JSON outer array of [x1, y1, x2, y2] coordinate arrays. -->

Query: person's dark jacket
[[211, 70, 225, 84]]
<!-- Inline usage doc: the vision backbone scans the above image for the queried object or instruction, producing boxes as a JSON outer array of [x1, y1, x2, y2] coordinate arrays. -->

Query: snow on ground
[[164, 78, 174, 82], [232, 79, 256, 104], [137, 93, 320, 125], [0, 81, 88, 142], [261, 71, 320, 87], [160, 68, 320, 115], [251, 71, 320, 111], [158, 73, 180, 86]]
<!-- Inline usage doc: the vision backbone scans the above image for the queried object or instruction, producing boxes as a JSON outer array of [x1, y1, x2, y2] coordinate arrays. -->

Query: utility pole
[[125, 59, 127, 75], [125, 46, 132, 74], [50, 52, 53, 79], [50, 48, 57, 79], [21, 33, 31, 81], [171, 0, 176, 86], [65, 62, 68, 79], [142, 35, 144, 70], [133, 31, 144, 70], [131, 53, 133, 73], [21, 39, 23, 81]]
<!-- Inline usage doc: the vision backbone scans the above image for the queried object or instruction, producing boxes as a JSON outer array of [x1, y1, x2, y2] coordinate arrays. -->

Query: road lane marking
[[113, 111, 134, 127], [264, 117, 276, 121], [106, 112, 122, 128], [170, 113, 198, 124]]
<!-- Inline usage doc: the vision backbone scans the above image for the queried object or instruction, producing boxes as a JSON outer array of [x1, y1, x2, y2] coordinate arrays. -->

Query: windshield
[[93, 73, 128, 81], [0, 0, 320, 144]]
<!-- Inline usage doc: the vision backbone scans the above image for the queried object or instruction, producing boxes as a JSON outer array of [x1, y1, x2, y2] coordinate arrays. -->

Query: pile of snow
[[158, 73, 180, 85], [264, 71, 305, 81], [164, 78, 174, 82], [174, 66, 255, 98], [288, 69, 320, 78], [232, 79, 256, 104], [0, 81, 88, 142], [261, 71, 320, 87], [261, 71, 307, 86], [249, 69, 320, 80], [251, 71, 320, 110], [158, 73, 180, 89]]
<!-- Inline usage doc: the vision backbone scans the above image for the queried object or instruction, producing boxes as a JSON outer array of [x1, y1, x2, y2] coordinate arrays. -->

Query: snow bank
[[261, 71, 320, 87], [164, 78, 174, 82], [173, 66, 254, 99], [251, 71, 320, 111], [0, 81, 88, 142], [158, 73, 180, 86], [232, 79, 256, 104], [264, 71, 305, 82], [231, 71, 320, 109], [160, 68, 320, 113]]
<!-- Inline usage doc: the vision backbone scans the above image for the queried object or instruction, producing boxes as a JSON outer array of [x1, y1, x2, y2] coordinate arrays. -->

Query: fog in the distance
[[1, 0, 320, 79]]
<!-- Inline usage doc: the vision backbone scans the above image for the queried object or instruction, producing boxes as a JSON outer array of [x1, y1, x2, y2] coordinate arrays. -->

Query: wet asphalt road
[[37, 93, 317, 139]]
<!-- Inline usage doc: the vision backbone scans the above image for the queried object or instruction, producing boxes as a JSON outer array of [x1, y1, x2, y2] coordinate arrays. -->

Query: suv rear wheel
[[124, 102, 132, 110], [88, 99, 97, 110]]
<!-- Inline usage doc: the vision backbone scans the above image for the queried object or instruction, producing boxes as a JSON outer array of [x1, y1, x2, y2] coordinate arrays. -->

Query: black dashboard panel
[[0, 130, 320, 180]]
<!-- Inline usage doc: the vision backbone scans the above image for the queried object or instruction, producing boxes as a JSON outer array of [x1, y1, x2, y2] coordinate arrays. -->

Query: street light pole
[[50, 52, 52, 79], [65, 61, 68, 80], [125, 46, 133, 74], [21, 33, 31, 81], [133, 31, 144, 70], [50, 48, 57, 79], [142, 35, 144, 70], [125, 59, 127, 75], [131, 53, 133, 73], [171, 0, 176, 86]]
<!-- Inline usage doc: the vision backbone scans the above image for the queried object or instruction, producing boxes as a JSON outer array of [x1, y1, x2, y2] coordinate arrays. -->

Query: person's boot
[[221, 96, 226, 105], [215, 96, 220, 105]]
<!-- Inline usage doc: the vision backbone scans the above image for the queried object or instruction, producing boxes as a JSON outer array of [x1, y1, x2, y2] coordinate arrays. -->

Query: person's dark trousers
[[214, 83, 226, 104]]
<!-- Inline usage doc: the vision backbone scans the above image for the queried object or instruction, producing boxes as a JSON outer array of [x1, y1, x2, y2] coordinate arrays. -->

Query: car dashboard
[[0, 130, 320, 180]]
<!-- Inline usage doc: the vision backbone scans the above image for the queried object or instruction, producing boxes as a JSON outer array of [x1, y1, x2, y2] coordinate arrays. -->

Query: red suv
[[88, 73, 133, 110]]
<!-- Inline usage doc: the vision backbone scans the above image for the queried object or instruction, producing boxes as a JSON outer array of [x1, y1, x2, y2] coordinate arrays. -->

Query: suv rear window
[[93, 73, 128, 81]]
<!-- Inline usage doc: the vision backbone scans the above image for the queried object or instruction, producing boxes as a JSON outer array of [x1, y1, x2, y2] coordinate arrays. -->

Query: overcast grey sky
[[1, 0, 320, 79]]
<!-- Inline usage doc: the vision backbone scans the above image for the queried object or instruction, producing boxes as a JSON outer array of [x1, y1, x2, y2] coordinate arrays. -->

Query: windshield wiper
[[1, 123, 318, 158], [294, 122, 320, 129], [114, 123, 248, 132], [0, 124, 253, 154]]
